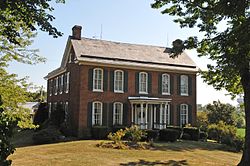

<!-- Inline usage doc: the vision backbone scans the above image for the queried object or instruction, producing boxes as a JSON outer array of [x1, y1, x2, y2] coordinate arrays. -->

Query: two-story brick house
[[45, 25, 198, 138]]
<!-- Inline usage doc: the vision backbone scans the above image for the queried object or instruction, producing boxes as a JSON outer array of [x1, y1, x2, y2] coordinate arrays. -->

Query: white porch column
[[145, 103, 148, 129], [164, 103, 167, 128], [140, 103, 143, 129], [154, 105, 156, 129], [160, 103, 163, 129], [150, 104, 153, 129], [135, 105, 137, 125], [131, 103, 134, 125]]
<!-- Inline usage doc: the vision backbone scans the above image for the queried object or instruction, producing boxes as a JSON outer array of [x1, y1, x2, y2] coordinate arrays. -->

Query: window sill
[[162, 93, 170, 95], [139, 92, 148, 95], [93, 89, 103, 92], [114, 90, 124, 93], [180, 93, 189, 96]]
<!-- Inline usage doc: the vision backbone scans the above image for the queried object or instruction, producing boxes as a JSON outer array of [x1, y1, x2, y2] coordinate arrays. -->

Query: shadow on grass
[[152, 140, 238, 153], [120, 159, 189, 166]]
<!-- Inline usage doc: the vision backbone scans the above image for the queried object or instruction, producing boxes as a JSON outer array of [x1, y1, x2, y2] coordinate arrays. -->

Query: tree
[[151, 0, 249, 165], [206, 101, 237, 126], [0, 1, 64, 164]]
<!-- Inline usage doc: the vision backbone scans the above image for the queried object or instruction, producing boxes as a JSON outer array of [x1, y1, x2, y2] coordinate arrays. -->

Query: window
[[93, 68, 103, 91], [92, 102, 102, 126], [180, 75, 188, 96], [59, 75, 64, 94], [55, 77, 58, 95], [114, 70, 124, 93], [180, 104, 188, 126], [49, 80, 53, 96], [48, 102, 52, 118], [64, 102, 69, 122], [53, 102, 57, 111], [139, 72, 148, 94], [113, 102, 123, 125], [65, 72, 70, 93], [162, 74, 170, 95]]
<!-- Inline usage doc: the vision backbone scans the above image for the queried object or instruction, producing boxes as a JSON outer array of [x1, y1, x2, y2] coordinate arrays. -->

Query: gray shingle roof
[[72, 37, 197, 68]]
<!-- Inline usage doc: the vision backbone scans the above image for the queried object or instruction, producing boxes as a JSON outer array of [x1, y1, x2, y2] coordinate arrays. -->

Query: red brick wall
[[47, 63, 197, 137], [78, 65, 197, 136]]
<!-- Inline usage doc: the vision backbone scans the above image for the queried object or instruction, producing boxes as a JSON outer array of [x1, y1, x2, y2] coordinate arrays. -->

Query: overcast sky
[[7, 0, 239, 106]]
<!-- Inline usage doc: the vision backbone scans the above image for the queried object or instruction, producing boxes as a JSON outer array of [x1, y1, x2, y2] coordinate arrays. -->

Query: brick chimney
[[72, 25, 82, 40]]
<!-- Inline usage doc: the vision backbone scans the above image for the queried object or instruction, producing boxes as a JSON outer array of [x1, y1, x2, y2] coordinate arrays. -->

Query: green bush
[[32, 126, 62, 144], [233, 136, 244, 152], [159, 129, 179, 142], [183, 127, 200, 141], [33, 102, 48, 126], [166, 126, 182, 138], [207, 121, 237, 143], [144, 129, 159, 141], [91, 127, 110, 139], [199, 131, 208, 141], [182, 133, 191, 140]]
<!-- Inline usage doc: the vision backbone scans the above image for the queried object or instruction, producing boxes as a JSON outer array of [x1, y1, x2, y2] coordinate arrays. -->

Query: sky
[[7, 0, 239, 106]]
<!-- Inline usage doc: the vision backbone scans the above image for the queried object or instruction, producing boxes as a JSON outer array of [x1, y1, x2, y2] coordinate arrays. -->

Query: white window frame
[[114, 70, 124, 93], [59, 75, 64, 94], [64, 101, 69, 122], [48, 102, 52, 118], [49, 79, 53, 96], [180, 75, 188, 96], [180, 104, 188, 126], [139, 72, 148, 94], [92, 101, 103, 126], [65, 72, 70, 93], [93, 68, 103, 92], [53, 102, 57, 111], [113, 102, 123, 125], [55, 77, 58, 95], [162, 74, 170, 95]]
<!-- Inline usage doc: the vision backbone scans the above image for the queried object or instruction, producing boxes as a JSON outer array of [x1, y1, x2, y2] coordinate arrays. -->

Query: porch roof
[[128, 96, 171, 104]]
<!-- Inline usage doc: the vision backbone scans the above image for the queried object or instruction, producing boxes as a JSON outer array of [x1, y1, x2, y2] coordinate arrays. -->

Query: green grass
[[237, 128, 245, 138], [9, 140, 242, 166]]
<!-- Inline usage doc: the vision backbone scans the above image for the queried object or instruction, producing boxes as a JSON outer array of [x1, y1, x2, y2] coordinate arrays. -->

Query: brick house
[[45, 25, 198, 138]]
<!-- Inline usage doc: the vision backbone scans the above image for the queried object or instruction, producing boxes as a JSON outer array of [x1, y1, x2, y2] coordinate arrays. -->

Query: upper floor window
[[162, 74, 170, 95], [180, 75, 188, 96], [114, 70, 124, 93], [49, 80, 53, 96], [113, 102, 123, 125], [139, 72, 148, 94], [93, 68, 103, 91], [92, 101, 102, 126], [65, 72, 70, 93], [59, 75, 64, 94], [180, 104, 188, 126], [54, 77, 58, 95]]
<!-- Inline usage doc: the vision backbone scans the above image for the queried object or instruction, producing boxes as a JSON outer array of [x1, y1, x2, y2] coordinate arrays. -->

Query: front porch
[[129, 96, 171, 130]]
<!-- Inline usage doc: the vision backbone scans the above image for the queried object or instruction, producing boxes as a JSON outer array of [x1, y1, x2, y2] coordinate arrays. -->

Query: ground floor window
[[180, 104, 188, 126], [92, 102, 102, 126], [113, 102, 123, 125]]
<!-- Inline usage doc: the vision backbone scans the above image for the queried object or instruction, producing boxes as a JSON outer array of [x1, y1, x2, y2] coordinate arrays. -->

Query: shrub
[[207, 121, 237, 143], [144, 129, 159, 141], [33, 102, 48, 126], [107, 129, 125, 144], [199, 131, 208, 141], [182, 133, 191, 140], [32, 125, 62, 144], [91, 126, 110, 139], [233, 136, 244, 152], [183, 127, 200, 141], [166, 126, 182, 138], [159, 129, 179, 142], [124, 125, 146, 144]]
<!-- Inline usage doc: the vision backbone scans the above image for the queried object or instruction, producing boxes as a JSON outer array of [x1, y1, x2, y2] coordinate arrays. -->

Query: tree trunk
[[238, 72, 250, 166]]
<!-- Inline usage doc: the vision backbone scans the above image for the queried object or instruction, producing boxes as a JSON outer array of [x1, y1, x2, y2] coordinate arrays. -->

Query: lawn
[[9, 140, 242, 166], [237, 128, 245, 138]]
